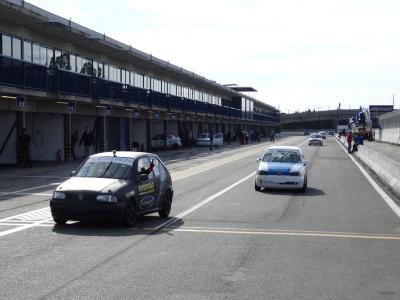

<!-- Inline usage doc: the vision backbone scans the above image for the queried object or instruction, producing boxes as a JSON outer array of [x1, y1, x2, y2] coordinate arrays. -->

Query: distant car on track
[[309, 133, 323, 146], [50, 151, 173, 227], [255, 146, 308, 192], [151, 134, 182, 150], [196, 132, 224, 146]]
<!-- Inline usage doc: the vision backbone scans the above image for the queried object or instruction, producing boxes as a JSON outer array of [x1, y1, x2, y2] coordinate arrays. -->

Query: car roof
[[90, 151, 155, 159], [267, 146, 300, 151]]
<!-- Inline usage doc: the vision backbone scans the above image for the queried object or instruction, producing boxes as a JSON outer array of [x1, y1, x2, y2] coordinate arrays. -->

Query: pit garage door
[[30, 113, 64, 161]]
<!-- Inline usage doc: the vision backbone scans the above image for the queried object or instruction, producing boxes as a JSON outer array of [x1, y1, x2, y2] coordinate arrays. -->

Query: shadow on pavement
[[51, 215, 184, 237], [260, 187, 325, 197]]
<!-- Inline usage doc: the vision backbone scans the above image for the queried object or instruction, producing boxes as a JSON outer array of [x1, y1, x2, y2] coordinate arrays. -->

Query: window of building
[[46, 49, 54, 68], [23, 41, 32, 62], [104, 65, 109, 80], [70, 54, 76, 72], [32, 44, 40, 64], [144, 76, 150, 89], [12, 37, 21, 59], [1, 35, 12, 57]]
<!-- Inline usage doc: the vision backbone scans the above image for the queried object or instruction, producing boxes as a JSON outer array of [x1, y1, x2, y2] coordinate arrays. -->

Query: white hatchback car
[[196, 133, 224, 146], [309, 133, 323, 146], [255, 146, 308, 192], [151, 134, 182, 150]]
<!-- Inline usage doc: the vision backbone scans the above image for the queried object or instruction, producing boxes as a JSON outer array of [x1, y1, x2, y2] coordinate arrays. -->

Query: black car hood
[[56, 177, 127, 193]]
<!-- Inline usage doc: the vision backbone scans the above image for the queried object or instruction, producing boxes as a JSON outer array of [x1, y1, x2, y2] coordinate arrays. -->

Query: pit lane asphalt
[[0, 136, 399, 300]]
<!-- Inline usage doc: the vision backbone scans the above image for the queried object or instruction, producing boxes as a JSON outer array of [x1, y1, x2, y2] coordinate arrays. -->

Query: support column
[[163, 119, 168, 148], [146, 118, 152, 152], [64, 112, 72, 161]]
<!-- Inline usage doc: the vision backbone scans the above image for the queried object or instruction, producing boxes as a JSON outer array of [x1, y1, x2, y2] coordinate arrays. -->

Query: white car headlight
[[96, 195, 118, 203], [53, 191, 66, 199]]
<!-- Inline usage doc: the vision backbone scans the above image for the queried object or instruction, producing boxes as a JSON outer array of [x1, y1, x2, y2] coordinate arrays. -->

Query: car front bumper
[[50, 199, 126, 221], [255, 175, 304, 189], [309, 140, 322, 146]]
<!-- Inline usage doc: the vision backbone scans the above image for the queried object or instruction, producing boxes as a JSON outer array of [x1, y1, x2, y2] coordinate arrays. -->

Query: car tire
[[255, 183, 261, 191], [123, 198, 137, 227], [159, 191, 172, 218], [53, 217, 67, 225]]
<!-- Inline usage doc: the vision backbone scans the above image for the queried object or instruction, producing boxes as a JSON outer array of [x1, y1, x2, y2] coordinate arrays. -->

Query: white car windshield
[[76, 156, 134, 179], [262, 149, 301, 163]]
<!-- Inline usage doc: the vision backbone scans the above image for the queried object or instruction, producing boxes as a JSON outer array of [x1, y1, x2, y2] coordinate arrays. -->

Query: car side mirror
[[303, 160, 308, 166], [71, 171, 76, 177], [256, 158, 261, 163], [137, 173, 148, 181]]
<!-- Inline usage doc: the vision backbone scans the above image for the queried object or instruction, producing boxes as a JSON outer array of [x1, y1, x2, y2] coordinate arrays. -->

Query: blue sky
[[29, 0, 400, 112]]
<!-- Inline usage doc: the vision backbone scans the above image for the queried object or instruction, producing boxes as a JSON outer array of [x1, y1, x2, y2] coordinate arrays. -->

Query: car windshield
[[262, 149, 301, 163], [311, 134, 322, 139], [76, 156, 134, 179]]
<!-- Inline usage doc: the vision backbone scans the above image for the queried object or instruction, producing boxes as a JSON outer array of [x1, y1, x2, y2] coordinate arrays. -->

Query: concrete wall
[[0, 111, 17, 164], [378, 111, 400, 144]]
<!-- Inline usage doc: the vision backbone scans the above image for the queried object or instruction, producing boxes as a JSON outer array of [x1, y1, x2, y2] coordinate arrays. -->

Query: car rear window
[[262, 149, 301, 163], [76, 156, 134, 179], [311, 134, 322, 139]]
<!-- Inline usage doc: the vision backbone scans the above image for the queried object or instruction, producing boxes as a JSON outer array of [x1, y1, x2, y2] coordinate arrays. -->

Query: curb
[[337, 136, 400, 198]]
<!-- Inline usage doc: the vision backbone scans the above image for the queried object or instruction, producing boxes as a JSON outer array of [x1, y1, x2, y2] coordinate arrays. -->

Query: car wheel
[[159, 191, 172, 218], [123, 198, 137, 227], [255, 183, 261, 191], [172, 144, 179, 150], [53, 217, 67, 225]]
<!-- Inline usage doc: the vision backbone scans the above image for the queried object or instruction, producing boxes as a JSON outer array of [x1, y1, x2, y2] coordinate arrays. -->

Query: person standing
[[270, 130, 275, 143], [80, 126, 95, 157], [19, 128, 32, 168], [227, 130, 231, 145], [209, 129, 214, 150], [347, 131, 353, 153]]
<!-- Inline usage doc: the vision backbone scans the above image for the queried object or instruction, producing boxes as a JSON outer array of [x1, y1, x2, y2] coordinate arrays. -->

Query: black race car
[[50, 151, 173, 227]]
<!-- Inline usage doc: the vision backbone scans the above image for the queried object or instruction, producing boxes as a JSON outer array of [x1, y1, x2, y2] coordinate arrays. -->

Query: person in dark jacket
[[79, 126, 95, 157], [209, 129, 214, 150], [19, 128, 32, 168]]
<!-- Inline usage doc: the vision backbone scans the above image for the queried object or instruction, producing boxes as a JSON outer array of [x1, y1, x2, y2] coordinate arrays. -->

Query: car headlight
[[96, 195, 118, 203], [289, 171, 300, 176], [257, 170, 269, 175], [53, 191, 66, 199]]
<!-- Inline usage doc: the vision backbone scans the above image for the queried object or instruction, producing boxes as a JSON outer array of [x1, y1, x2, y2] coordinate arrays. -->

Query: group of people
[[17, 126, 95, 167], [345, 130, 364, 154]]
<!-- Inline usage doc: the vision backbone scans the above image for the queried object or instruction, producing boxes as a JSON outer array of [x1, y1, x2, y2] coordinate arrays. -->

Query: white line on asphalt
[[335, 138, 400, 219], [0, 222, 54, 227], [0, 183, 59, 196], [167, 228, 400, 240], [155, 171, 257, 230], [0, 217, 53, 237], [0, 175, 68, 179], [0, 192, 52, 197], [0, 207, 50, 223]]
